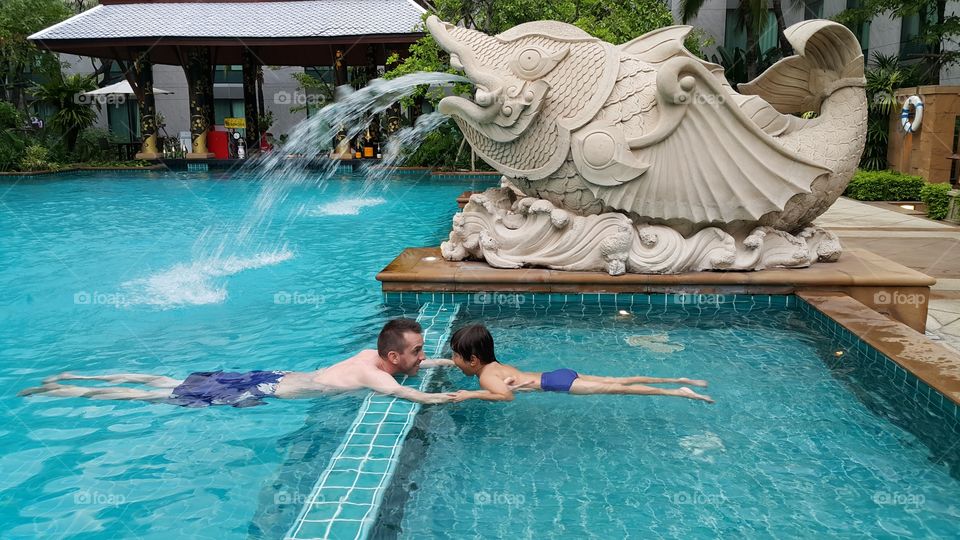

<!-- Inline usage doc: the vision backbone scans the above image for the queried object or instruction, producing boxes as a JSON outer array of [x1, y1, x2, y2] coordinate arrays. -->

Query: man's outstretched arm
[[362, 370, 456, 404], [420, 359, 455, 368]]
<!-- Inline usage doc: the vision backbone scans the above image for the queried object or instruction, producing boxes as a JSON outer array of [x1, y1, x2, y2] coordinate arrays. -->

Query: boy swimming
[[447, 324, 714, 403], [19, 319, 462, 407]]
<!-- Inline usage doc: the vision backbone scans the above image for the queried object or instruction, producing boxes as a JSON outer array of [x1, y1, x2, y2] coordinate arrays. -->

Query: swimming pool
[[371, 295, 960, 538], [3, 171, 958, 539], [0, 170, 493, 539]]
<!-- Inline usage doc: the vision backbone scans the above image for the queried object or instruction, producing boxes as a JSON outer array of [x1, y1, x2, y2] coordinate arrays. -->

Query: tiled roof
[[30, 0, 426, 41]]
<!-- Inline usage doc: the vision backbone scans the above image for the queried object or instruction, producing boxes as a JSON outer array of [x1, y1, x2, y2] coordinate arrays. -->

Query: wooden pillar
[[186, 47, 214, 159], [241, 47, 260, 150], [384, 48, 402, 136], [333, 48, 351, 157], [365, 44, 381, 150], [133, 52, 160, 159]]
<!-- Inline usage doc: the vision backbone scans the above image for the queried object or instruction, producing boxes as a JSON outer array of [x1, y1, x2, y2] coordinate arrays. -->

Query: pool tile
[[287, 302, 461, 540]]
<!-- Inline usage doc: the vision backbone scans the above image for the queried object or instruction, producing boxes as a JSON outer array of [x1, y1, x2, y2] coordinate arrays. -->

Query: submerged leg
[[569, 380, 714, 403], [577, 374, 708, 387], [19, 383, 172, 402], [43, 372, 182, 388]]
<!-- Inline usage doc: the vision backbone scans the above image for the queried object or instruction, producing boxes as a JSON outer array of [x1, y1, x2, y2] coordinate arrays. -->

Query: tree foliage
[[0, 0, 72, 108], [30, 72, 97, 150], [836, 0, 958, 84]]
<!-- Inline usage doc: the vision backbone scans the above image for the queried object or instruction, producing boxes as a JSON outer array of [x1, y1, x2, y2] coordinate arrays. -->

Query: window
[[214, 98, 246, 133], [900, 5, 936, 60], [724, 10, 778, 54], [214, 65, 244, 84], [845, 0, 871, 58], [107, 101, 140, 142], [804, 0, 823, 20]]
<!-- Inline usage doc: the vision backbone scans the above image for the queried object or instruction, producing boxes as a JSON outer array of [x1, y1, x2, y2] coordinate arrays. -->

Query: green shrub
[[18, 144, 57, 171], [920, 182, 952, 220], [0, 101, 23, 130], [0, 101, 27, 171], [71, 128, 122, 163], [843, 170, 925, 201]]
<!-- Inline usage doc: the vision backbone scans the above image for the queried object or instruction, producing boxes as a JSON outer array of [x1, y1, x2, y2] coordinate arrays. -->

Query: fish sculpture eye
[[509, 45, 569, 80]]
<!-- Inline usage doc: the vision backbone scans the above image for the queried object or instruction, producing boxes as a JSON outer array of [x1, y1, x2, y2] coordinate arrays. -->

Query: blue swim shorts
[[167, 370, 286, 408], [540, 368, 579, 392]]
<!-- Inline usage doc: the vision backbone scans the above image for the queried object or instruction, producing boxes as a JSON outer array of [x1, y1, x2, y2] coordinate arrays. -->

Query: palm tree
[[30, 73, 98, 151]]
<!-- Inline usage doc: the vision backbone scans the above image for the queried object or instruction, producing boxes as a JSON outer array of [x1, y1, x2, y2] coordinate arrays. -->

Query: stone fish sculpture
[[428, 16, 867, 274]]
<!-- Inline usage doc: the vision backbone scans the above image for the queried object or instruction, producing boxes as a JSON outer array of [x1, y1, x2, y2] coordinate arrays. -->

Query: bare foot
[[679, 378, 708, 388], [677, 386, 714, 404], [42, 372, 75, 384]]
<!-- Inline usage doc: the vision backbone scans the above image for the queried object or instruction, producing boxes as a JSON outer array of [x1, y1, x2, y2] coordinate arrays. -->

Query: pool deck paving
[[813, 197, 960, 354]]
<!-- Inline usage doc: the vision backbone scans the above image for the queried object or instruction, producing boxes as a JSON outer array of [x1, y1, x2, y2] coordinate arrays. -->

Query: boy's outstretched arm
[[453, 372, 520, 402]]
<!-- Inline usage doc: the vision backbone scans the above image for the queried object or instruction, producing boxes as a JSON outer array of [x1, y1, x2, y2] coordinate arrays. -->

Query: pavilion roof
[[29, 0, 426, 65]]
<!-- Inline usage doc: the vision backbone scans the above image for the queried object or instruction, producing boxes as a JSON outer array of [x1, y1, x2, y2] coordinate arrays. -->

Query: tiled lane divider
[[285, 302, 460, 540]]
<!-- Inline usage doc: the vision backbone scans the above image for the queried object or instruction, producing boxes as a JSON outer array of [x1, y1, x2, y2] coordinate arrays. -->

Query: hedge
[[843, 170, 925, 201], [920, 182, 952, 220]]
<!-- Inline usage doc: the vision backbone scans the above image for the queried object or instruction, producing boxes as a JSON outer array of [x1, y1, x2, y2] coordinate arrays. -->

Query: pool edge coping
[[797, 291, 960, 407]]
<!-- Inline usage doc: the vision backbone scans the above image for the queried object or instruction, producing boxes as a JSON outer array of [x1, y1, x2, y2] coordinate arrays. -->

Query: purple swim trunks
[[166, 370, 286, 408], [540, 368, 579, 392]]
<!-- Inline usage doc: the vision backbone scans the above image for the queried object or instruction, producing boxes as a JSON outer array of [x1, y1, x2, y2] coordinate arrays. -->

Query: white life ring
[[901, 95, 923, 133]]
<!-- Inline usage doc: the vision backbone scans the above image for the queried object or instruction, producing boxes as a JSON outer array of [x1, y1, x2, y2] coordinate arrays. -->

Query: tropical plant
[[860, 53, 923, 170], [30, 73, 98, 151]]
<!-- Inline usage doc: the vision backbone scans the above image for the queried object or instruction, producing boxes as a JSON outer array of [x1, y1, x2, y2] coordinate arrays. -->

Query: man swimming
[[19, 319, 461, 407], [447, 324, 714, 403]]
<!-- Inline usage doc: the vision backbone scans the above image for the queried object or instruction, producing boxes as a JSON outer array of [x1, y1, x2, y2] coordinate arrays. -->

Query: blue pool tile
[[294, 520, 333, 539], [323, 469, 359, 487]]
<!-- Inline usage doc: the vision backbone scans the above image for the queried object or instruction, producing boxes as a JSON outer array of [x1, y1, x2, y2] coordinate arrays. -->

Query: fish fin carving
[[738, 20, 865, 114], [618, 26, 694, 64], [570, 120, 650, 187], [588, 56, 830, 223]]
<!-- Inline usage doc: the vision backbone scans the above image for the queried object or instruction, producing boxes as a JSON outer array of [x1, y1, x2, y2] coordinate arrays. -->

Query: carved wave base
[[440, 188, 842, 275]]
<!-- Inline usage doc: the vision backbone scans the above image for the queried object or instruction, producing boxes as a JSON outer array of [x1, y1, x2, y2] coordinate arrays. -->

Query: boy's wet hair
[[449, 324, 497, 364], [378, 318, 422, 357]]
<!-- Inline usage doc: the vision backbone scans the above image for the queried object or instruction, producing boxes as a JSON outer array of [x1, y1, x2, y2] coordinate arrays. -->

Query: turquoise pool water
[[373, 300, 960, 538], [0, 170, 491, 539]]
